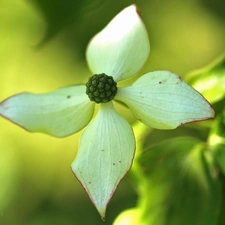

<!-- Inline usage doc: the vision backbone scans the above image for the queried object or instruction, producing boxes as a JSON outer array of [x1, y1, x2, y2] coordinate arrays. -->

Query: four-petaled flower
[[0, 5, 214, 219]]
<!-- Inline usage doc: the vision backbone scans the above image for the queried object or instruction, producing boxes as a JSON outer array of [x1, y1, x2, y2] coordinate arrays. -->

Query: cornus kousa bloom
[[0, 5, 214, 219]]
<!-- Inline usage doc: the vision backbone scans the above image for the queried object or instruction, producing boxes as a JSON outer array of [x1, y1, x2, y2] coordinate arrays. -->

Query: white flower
[[0, 5, 214, 219]]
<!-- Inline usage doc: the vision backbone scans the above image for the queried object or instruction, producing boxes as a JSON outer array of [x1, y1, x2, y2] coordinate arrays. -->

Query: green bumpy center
[[86, 73, 117, 103]]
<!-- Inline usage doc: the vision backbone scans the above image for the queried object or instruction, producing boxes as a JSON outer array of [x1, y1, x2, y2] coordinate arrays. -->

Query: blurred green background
[[0, 0, 225, 224]]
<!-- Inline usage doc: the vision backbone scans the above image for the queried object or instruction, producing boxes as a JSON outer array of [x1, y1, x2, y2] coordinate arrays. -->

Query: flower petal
[[71, 102, 135, 219], [0, 85, 94, 137], [115, 71, 215, 129], [86, 5, 150, 82]]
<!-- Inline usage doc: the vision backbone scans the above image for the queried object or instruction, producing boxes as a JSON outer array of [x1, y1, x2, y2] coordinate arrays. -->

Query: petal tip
[[71, 164, 107, 219], [132, 4, 141, 15], [98, 208, 106, 221], [209, 106, 215, 119]]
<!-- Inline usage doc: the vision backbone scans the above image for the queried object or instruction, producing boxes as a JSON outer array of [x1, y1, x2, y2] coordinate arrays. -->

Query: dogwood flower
[[0, 5, 214, 219]]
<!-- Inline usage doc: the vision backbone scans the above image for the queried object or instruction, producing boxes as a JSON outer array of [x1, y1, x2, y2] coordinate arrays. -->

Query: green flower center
[[86, 73, 117, 104]]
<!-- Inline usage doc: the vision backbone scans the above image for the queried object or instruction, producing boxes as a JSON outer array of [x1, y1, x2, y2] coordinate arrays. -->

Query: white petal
[[0, 85, 94, 137], [86, 5, 150, 82], [71, 102, 135, 219], [115, 71, 215, 129]]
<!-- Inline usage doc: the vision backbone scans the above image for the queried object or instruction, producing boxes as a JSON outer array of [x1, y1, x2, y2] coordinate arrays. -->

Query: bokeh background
[[0, 0, 225, 224]]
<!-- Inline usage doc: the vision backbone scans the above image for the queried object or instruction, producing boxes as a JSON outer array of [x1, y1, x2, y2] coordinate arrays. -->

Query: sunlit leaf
[[113, 208, 141, 225], [186, 53, 225, 104], [71, 102, 135, 219], [137, 137, 221, 225]]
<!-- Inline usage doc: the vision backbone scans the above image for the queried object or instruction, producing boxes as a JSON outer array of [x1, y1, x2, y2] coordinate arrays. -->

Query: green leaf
[[115, 71, 214, 129], [0, 85, 94, 137], [215, 175, 225, 225], [28, 0, 89, 46], [0, 142, 19, 211], [137, 137, 221, 225], [86, 5, 150, 82], [209, 112, 225, 175], [186, 53, 225, 104], [71, 102, 135, 219]]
